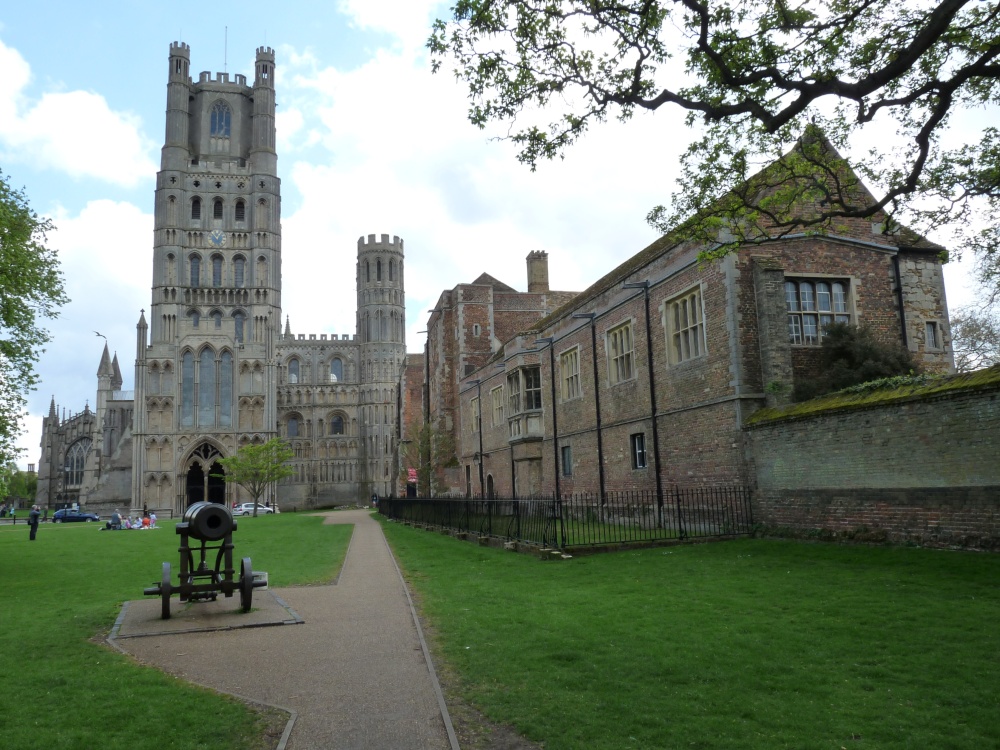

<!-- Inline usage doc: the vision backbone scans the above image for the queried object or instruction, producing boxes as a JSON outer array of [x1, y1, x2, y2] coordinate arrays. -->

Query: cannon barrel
[[180, 501, 236, 541]]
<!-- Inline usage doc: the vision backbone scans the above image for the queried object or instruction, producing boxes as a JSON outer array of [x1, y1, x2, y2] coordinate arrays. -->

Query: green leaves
[[215, 437, 295, 509], [0, 170, 68, 464], [430, 0, 1000, 282]]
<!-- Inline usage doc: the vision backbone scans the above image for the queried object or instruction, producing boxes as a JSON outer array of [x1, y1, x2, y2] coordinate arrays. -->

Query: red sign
[[407, 468, 418, 482]]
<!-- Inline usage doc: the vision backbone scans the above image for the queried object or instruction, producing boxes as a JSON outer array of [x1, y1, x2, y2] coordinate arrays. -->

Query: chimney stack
[[526, 250, 549, 293]]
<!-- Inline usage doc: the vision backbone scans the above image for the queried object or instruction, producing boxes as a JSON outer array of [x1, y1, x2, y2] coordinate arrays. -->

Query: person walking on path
[[10, 507, 15, 525], [29, 505, 40, 540]]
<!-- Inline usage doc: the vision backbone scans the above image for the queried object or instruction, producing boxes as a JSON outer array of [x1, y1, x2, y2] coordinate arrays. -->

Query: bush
[[793, 323, 917, 401]]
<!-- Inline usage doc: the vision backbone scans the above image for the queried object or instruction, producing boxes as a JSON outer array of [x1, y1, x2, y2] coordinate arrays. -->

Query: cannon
[[143, 501, 265, 619]]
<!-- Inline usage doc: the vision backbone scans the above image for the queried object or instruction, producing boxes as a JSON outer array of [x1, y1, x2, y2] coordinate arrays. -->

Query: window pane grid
[[668, 289, 706, 364], [787, 278, 851, 345]]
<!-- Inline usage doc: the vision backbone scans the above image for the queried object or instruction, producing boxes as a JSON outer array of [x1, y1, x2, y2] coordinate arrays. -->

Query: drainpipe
[[892, 254, 909, 349], [572, 313, 605, 502], [534, 337, 559, 500], [469, 379, 485, 497], [622, 281, 664, 517]]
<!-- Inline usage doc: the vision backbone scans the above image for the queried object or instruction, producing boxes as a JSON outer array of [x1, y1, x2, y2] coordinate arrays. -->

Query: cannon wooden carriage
[[143, 501, 264, 619]]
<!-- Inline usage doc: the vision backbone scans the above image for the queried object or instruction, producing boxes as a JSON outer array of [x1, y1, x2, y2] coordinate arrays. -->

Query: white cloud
[[0, 38, 157, 187], [19, 200, 151, 464], [336, 0, 439, 52]]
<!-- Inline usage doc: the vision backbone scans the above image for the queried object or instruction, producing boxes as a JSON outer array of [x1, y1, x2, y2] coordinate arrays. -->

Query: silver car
[[233, 502, 276, 516]]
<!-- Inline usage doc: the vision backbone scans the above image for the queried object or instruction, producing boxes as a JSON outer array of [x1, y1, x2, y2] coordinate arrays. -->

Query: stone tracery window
[[64, 439, 91, 487], [210, 100, 232, 137], [786, 278, 851, 345]]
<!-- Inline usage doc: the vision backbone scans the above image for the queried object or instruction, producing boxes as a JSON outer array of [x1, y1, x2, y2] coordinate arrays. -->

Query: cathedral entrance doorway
[[183, 443, 227, 506]]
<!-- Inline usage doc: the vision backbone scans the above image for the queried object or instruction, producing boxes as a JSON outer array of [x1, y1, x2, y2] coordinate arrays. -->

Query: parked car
[[233, 502, 276, 516], [52, 509, 101, 523]]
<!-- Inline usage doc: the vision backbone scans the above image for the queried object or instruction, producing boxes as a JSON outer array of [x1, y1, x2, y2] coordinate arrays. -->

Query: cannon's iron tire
[[239, 557, 253, 613], [160, 561, 173, 620]]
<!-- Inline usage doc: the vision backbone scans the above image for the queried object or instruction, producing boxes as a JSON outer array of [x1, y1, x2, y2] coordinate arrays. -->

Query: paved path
[[116, 509, 458, 750]]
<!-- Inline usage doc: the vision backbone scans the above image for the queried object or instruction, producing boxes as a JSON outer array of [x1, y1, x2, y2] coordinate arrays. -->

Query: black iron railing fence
[[378, 486, 753, 549]]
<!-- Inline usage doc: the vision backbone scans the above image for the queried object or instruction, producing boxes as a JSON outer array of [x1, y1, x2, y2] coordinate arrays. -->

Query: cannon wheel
[[160, 562, 173, 620], [239, 557, 254, 613]]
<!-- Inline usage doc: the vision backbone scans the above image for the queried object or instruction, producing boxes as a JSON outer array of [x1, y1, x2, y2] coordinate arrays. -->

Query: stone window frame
[[560, 444, 573, 477], [785, 276, 854, 346], [663, 283, 707, 366], [924, 320, 943, 351], [470, 396, 481, 432], [210, 99, 232, 138], [64, 439, 92, 488], [560, 345, 581, 401], [606, 320, 635, 386], [630, 432, 647, 470], [491, 386, 504, 427]]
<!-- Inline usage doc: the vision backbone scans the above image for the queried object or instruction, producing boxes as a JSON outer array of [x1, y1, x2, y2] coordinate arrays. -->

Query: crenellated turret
[[251, 47, 277, 174], [163, 42, 191, 171]]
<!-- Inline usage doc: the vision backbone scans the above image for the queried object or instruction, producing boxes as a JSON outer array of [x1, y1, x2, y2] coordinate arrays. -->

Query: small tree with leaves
[[793, 323, 918, 402], [0, 170, 68, 465], [215, 438, 294, 517]]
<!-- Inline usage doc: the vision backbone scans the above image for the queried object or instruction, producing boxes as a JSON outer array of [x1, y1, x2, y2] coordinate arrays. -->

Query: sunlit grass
[[381, 520, 1000, 750], [0, 513, 351, 750]]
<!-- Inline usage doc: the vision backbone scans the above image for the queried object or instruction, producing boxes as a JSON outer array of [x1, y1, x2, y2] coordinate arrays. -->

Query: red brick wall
[[747, 384, 1000, 549]]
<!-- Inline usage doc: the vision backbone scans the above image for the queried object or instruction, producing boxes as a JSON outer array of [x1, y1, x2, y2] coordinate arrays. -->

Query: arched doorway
[[486, 474, 495, 499], [183, 443, 227, 507], [186, 464, 205, 505], [206, 461, 226, 503]]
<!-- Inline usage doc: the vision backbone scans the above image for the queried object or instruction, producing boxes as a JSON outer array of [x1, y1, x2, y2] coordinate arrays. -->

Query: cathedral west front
[[36, 43, 406, 514]]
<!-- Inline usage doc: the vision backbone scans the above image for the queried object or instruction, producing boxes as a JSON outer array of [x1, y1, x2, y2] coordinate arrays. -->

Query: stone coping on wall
[[744, 364, 1000, 428]]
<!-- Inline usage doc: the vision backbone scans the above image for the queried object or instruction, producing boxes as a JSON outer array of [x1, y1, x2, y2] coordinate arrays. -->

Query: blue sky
[[0, 2, 983, 468]]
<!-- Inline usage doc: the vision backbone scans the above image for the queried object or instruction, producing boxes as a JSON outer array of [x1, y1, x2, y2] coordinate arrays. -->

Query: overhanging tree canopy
[[215, 438, 294, 516], [0, 170, 68, 465], [430, 0, 1000, 273]]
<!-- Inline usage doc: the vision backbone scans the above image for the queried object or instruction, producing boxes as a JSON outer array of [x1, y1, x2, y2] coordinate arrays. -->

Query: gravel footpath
[[116, 509, 458, 750]]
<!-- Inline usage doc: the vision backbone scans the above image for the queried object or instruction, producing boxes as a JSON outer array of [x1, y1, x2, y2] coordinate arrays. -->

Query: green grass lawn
[[0, 514, 351, 750], [380, 520, 1000, 750]]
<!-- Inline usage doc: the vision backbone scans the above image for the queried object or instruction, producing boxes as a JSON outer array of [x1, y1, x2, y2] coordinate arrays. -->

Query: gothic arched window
[[377, 259, 382, 281], [233, 256, 245, 287], [198, 348, 216, 427], [191, 197, 202, 220], [366, 261, 370, 283], [211, 310, 222, 328], [288, 358, 300, 384], [235, 200, 246, 223], [389, 259, 395, 281], [212, 255, 223, 287], [330, 415, 345, 435], [188, 309, 200, 328], [64, 439, 91, 487], [287, 416, 299, 438], [210, 100, 232, 137], [189, 255, 201, 287], [219, 351, 233, 427], [181, 351, 195, 427], [213, 198, 223, 220], [233, 312, 246, 343], [330, 358, 343, 382]]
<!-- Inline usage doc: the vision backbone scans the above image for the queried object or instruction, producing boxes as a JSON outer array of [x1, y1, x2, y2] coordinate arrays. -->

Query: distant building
[[36, 43, 405, 513], [448, 135, 954, 498]]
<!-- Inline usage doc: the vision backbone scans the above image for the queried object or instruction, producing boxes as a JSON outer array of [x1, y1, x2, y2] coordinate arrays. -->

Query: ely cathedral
[[36, 43, 406, 513]]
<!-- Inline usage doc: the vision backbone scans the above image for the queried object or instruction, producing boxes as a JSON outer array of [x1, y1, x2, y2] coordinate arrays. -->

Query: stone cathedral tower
[[120, 42, 406, 514], [36, 43, 406, 513], [132, 42, 283, 510]]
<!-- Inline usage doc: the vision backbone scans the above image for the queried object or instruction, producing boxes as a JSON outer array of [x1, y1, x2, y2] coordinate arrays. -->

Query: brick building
[[439, 136, 954, 499]]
